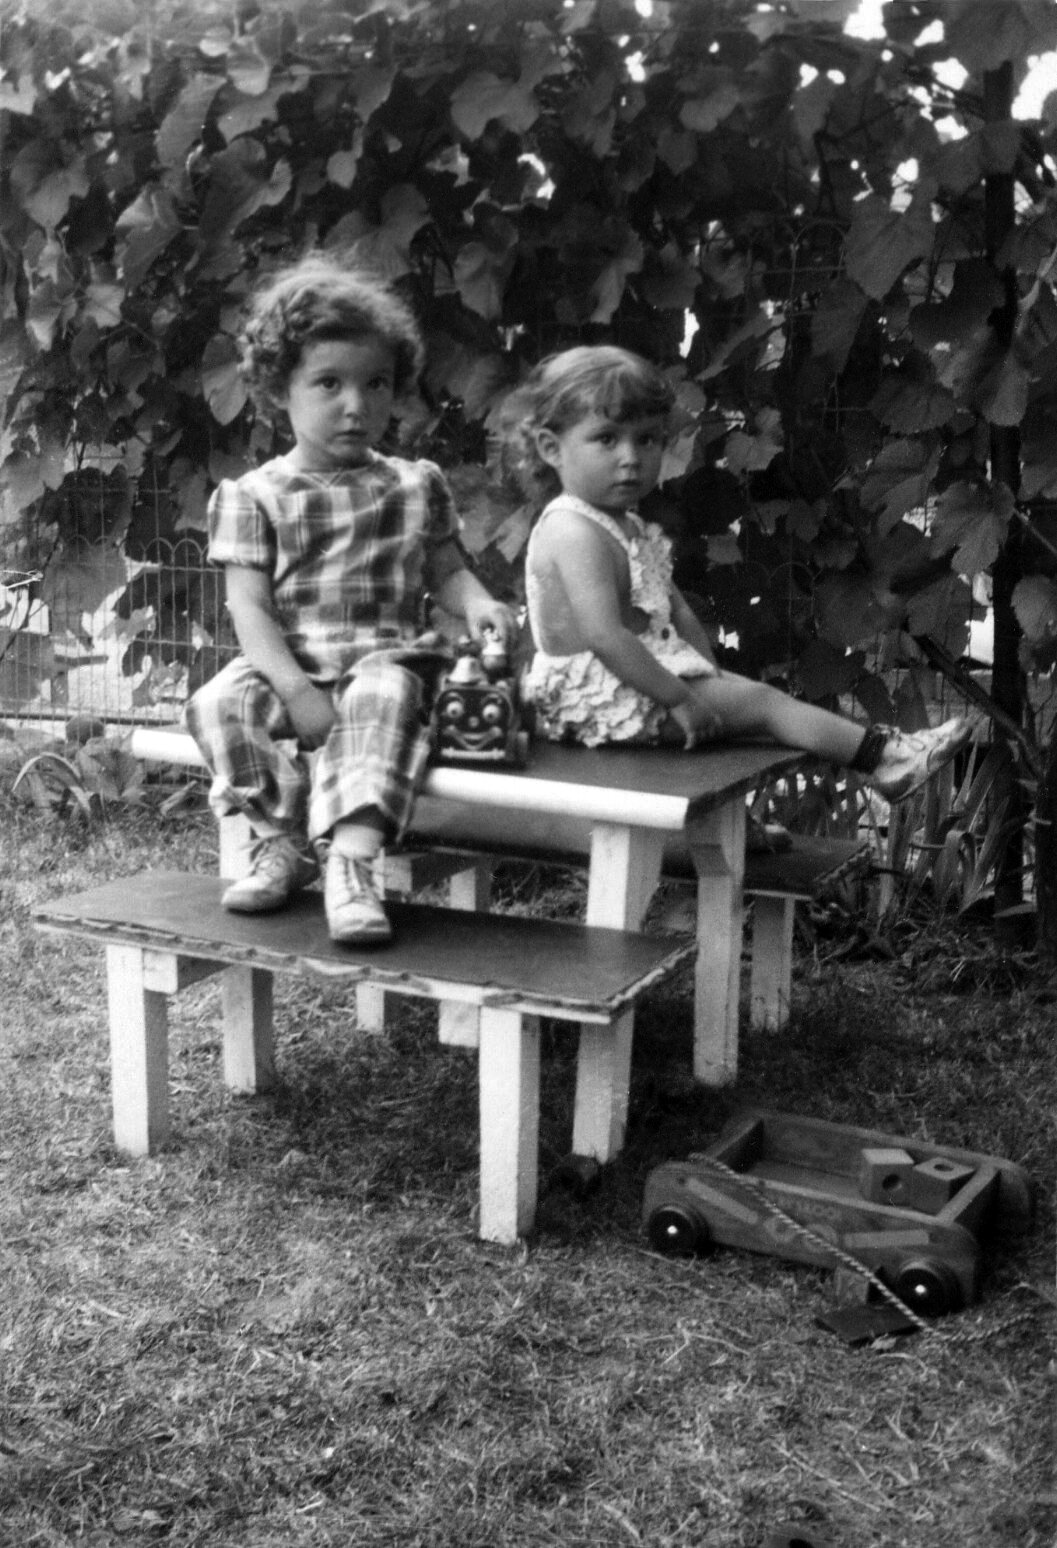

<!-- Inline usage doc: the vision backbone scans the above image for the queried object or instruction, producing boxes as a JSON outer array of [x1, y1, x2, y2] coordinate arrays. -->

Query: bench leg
[[438, 858, 493, 1048], [686, 799, 746, 1086], [477, 1007, 541, 1243], [571, 1012, 633, 1160], [749, 896, 795, 1032], [106, 944, 170, 1155], [221, 966, 275, 1091], [571, 824, 663, 1160]]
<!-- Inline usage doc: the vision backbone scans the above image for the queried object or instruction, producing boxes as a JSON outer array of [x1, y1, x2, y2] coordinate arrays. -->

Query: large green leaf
[[450, 72, 539, 139], [201, 336, 248, 425], [905, 573, 972, 657], [930, 480, 1013, 575], [860, 439, 942, 535], [156, 75, 224, 171], [810, 278, 867, 372], [1013, 573, 1057, 651], [844, 192, 936, 301], [114, 186, 183, 288]]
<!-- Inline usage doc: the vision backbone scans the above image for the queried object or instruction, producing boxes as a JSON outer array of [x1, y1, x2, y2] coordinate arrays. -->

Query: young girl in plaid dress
[[186, 257, 513, 943], [506, 345, 969, 800]]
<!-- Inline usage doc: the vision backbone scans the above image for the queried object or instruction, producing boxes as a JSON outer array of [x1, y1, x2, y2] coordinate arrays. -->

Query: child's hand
[[462, 595, 517, 651], [670, 693, 723, 750], [286, 683, 337, 749]]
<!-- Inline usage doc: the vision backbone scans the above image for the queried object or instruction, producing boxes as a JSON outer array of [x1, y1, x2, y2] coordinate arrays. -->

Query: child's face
[[280, 337, 397, 470], [535, 410, 666, 514]]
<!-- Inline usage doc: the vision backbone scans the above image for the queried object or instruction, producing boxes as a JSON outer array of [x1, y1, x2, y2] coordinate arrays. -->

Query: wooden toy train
[[643, 1108, 1034, 1317]]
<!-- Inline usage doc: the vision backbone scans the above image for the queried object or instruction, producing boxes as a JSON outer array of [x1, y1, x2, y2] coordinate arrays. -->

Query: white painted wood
[[448, 856, 493, 912], [141, 950, 223, 995], [106, 944, 170, 1155], [685, 800, 746, 1087], [571, 1015, 631, 1160], [477, 1008, 541, 1244], [221, 966, 275, 1092], [749, 895, 795, 1032], [586, 822, 664, 929], [570, 824, 663, 1160], [355, 983, 388, 1032], [129, 728, 690, 830], [437, 1002, 481, 1048]]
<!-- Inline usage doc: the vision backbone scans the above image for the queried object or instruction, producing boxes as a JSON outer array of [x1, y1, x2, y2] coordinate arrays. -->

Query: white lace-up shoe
[[869, 716, 972, 802], [221, 834, 319, 913], [325, 852, 392, 944]]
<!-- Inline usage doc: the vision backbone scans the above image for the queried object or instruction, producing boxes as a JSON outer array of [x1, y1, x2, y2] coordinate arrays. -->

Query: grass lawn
[[0, 795, 1053, 1548]]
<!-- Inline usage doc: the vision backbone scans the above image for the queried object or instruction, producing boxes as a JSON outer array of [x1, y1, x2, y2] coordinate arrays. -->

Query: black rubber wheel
[[892, 1258, 962, 1317], [647, 1204, 706, 1256]]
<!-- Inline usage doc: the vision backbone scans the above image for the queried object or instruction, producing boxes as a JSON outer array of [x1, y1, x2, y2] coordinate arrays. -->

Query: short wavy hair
[[238, 254, 425, 415], [499, 345, 675, 499]]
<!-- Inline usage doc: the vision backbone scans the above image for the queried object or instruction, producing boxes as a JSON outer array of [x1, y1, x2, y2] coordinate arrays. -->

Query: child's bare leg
[[670, 671, 866, 763], [669, 670, 971, 802]]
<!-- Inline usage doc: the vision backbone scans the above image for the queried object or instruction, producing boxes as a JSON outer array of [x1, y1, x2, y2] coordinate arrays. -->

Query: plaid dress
[[185, 452, 468, 844]]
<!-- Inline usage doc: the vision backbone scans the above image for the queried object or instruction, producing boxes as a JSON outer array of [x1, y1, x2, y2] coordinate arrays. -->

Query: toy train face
[[432, 640, 525, 764]]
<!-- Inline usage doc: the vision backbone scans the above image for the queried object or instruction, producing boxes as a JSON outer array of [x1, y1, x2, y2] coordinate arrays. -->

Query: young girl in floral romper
[[506, 345, 969, 799]]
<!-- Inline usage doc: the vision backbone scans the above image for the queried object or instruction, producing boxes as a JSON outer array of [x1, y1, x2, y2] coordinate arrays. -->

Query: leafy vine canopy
[[2, 0, 1057, 712]]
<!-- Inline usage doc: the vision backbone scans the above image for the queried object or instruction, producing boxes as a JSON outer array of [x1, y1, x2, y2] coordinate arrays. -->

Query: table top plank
[[130, 728, 804, 832], [34, 872, 693, 1021]]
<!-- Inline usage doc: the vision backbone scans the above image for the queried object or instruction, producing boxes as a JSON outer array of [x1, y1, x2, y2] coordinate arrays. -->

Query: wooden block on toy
[[858, 1146, 916, 1205], [908, 1155, 977, 1214]]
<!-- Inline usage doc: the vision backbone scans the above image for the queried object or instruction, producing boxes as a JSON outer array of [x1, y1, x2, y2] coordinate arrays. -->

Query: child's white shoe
[[868, 716, 972, 802], [222, 834, 319, 913], [325, 852, 392, 944]]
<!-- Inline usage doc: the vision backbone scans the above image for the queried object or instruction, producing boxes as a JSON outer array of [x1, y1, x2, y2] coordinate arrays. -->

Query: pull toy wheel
[[647, 1204, 707, 1256], [893, 1258, 962, 1317]]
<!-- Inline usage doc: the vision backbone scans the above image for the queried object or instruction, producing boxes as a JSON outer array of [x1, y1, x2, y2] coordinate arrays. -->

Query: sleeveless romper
[[523, 494, 715, 747]]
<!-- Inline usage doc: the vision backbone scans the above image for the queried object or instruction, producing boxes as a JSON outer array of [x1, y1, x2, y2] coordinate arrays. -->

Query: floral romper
[[523, 494, 715, 747]]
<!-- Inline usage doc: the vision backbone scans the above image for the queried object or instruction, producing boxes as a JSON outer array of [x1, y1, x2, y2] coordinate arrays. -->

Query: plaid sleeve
[[418, 461, 474, 591], [206, 475, 277, 571]]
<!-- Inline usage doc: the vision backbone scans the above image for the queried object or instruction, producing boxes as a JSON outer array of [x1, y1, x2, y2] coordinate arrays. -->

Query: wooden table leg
[[478, 1007, 541, 1243], [438, 857, 493, 1048], [106, 943, 170, 1155], [571, 823, 664, 1161], [686, 799, 746, 1086], [221, 966, 276, 1092], [749, 894, 795, 1031]]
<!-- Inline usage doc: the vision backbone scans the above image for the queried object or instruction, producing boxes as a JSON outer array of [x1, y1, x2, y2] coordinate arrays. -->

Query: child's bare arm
[[670, 587, 718, 666], [225, 566, 335, 747], [434, 566, 516, 647]]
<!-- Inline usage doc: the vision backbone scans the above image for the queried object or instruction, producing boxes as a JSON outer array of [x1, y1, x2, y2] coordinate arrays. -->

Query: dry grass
[[0, 798, 1053, 1548]]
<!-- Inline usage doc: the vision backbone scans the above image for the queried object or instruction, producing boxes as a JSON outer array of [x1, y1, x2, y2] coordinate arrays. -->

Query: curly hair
[[498, 345, 675, 500], [237, 254, 425, 415]]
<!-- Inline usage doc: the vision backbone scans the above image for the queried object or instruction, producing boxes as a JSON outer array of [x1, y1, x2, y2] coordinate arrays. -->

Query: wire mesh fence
[[0, 465, 238, 730]]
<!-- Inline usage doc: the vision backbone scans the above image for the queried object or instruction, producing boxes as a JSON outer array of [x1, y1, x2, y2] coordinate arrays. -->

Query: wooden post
[[571, 823, 663, 1159], [106, 944, 170, 1155], [686, 798, 746, 1086], [438, 858, 493, 1047], [748, 895, 795, 1032], [221, 966, 275, 1092], [478, 1007, 541, 1243]]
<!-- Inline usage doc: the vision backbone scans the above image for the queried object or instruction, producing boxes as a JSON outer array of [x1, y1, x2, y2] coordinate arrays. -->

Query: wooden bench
[[128, 728, 852, 1068], [33, 872, 692, 1245]]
